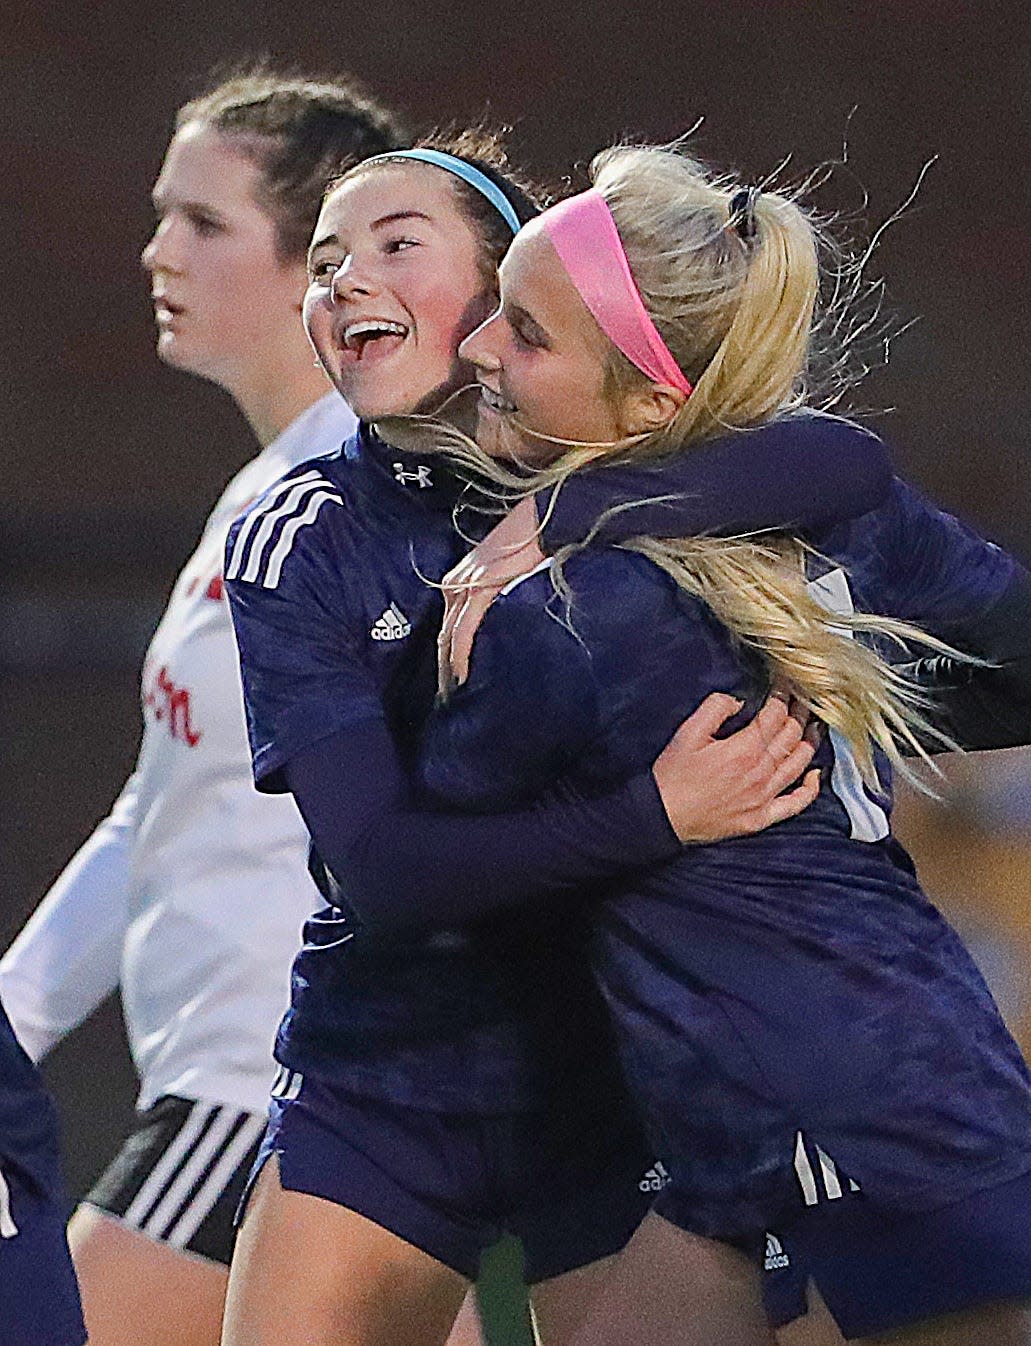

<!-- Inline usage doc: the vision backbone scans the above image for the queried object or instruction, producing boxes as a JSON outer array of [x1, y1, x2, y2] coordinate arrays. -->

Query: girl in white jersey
[[0, 70, 406, 1346]]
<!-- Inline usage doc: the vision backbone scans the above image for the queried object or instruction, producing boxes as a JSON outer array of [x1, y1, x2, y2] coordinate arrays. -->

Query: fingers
[[764, 737, 818, 799], [762, 709, 806, 763], [665, 693, 745, 753], [739, 693, 793, 749], [759, 768, 822, 826], [448, 589, 495, 685]]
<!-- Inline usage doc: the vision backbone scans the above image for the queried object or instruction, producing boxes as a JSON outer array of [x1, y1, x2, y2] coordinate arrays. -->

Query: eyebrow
[[151, 189, 221, 218], [371, 209, 433, 230], [308, 231, 338, 260], [308, 210, 436, 264]]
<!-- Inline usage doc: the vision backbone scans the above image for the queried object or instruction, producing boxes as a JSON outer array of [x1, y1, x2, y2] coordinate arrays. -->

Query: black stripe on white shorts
[[85, 1095, 267, 1265]]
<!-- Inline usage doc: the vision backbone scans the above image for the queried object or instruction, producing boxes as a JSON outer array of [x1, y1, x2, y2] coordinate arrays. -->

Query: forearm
[[286, 722, 679, 935], [0, 780, 136, 1059], [539, 410, 892, 547]]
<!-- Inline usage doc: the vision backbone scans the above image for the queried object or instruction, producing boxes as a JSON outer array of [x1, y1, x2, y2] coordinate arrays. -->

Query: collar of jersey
[[346, 422, 490, 520]]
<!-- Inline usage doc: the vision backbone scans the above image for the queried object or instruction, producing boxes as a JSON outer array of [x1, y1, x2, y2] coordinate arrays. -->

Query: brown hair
[[176, 66, 407, 261], [328, 125, 546, 282]]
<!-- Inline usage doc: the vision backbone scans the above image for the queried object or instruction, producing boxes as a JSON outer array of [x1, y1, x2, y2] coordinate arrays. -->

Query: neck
[[231, 354, 334, 448]]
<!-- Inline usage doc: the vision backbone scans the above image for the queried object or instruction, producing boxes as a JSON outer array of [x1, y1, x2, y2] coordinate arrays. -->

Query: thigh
[[561, 1211, 775, 1346], [446, 1290, 487, 1346], [222, 1155, 469, 1346], [68, 1204, 228, 1346], [530, 1254, 618, 1345]]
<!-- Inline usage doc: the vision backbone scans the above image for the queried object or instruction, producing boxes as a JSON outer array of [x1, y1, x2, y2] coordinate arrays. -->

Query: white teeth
[[480, 385, 516, 413], [343, 319, 407, 348]]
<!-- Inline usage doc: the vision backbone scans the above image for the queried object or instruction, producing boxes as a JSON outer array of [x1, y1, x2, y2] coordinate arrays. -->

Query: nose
[[458, 307, 503, 370], [141, 216, 179, 275], [330, 254, 378, 302]]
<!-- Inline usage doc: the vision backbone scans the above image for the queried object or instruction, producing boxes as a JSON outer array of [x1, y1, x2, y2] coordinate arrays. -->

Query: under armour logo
[[393, 462, 433, 489]]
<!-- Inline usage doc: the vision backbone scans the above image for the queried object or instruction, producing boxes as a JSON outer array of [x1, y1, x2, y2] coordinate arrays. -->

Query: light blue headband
[[359, 148, 523, 235]]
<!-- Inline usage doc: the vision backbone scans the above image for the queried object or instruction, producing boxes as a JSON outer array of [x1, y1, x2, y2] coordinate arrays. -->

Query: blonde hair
[[382, 144, 965, 785]]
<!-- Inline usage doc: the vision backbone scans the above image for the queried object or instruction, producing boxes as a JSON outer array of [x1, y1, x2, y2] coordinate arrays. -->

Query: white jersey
[[1, 393, 356, 1113]]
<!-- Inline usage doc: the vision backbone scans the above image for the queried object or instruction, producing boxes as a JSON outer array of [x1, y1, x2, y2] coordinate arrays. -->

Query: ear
[[619, 383, 687, 437]]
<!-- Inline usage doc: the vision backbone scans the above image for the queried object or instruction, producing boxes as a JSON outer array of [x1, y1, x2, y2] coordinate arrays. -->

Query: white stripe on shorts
[[122, 1100, 216, 1227], [793, 1132, 860, 1205], [0, 1167, 19, 1238], [816, 1145, 843, 1200], [270, 1066, 303, 1101], [793, 1131, 820, 1206], [139, 1107, 241, 1240], [164, 1113, 267, 1249]]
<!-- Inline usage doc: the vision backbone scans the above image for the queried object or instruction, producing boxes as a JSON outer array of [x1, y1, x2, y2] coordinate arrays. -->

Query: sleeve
[[865, 477, 1017, 632], [538, 409, 892, 548], [0, 775, 138, 1061], [228, 496, 680, 932], [832, 477, 1028, 753], [290, 722, 678, 936], [900, 564, 1031, 752], [225, 495, 383, 793], [286, 580, 680, 934]]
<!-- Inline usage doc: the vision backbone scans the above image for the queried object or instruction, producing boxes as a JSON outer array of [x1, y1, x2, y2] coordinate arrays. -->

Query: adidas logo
[[638, 1160, 672, 1193], [371, 602, 412, 642], [764, 1233, 790, 1271]]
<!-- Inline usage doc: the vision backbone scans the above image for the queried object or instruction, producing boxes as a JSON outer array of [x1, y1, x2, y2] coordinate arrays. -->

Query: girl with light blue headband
[[221, 130, 899, 1346]]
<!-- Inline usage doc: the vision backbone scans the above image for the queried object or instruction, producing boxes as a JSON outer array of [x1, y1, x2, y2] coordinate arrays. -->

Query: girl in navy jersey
[[358, 147, 1031, 1345], [223, 137, 900, 1346], [0, 1003, 86, 1345]]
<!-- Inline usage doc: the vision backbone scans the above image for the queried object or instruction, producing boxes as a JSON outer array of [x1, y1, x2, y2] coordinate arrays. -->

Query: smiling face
[[457, 220, 632, 464], [303, 162, 495, 420], [141, 122, 308, 392]]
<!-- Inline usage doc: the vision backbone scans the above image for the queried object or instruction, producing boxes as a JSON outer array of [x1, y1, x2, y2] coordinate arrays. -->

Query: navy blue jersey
[[420, 477, 1031, 1233], [225, 420, 930, 1118], [0, 1000, 65, 1201], [227, 426, 639, 1114]]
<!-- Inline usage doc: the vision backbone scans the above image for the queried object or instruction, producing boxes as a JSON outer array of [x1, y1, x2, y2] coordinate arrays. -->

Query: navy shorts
[[241, 1067, 654, 1282], [0, 1164, 85, 1346], [760, 1165, 1031, 1339]]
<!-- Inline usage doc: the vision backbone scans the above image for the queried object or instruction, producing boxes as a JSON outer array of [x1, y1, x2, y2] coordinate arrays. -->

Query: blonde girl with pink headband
[[382, 145, 1031, 1344]]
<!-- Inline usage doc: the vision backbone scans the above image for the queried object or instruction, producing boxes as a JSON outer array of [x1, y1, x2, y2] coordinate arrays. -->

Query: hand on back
[[653, 693, 822, 842]]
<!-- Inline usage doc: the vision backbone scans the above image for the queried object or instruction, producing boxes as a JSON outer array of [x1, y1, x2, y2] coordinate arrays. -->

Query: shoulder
[[484, 543, 710, 662], [503, 543, 702, 620], [225, 454, 353, 595], [820, 476, 1015, 619]]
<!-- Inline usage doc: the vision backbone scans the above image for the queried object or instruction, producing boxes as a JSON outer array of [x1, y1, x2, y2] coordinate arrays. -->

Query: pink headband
[[540, 188, 693, 397]]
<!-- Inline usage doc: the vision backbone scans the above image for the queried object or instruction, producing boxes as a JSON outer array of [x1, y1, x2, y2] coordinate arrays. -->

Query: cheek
[[303, 294, 332, 353], [421, 275, 492, 353]]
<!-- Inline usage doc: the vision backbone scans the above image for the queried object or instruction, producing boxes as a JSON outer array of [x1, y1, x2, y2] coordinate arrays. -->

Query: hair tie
[[729, 187, 761, 243]]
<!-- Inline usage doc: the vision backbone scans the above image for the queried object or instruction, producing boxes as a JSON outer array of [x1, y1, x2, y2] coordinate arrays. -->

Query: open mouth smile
[[339, 319, 410, 359]]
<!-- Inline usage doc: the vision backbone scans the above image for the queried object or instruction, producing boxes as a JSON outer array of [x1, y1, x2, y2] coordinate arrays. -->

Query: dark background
[[3, 0, 1029, 1200]]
